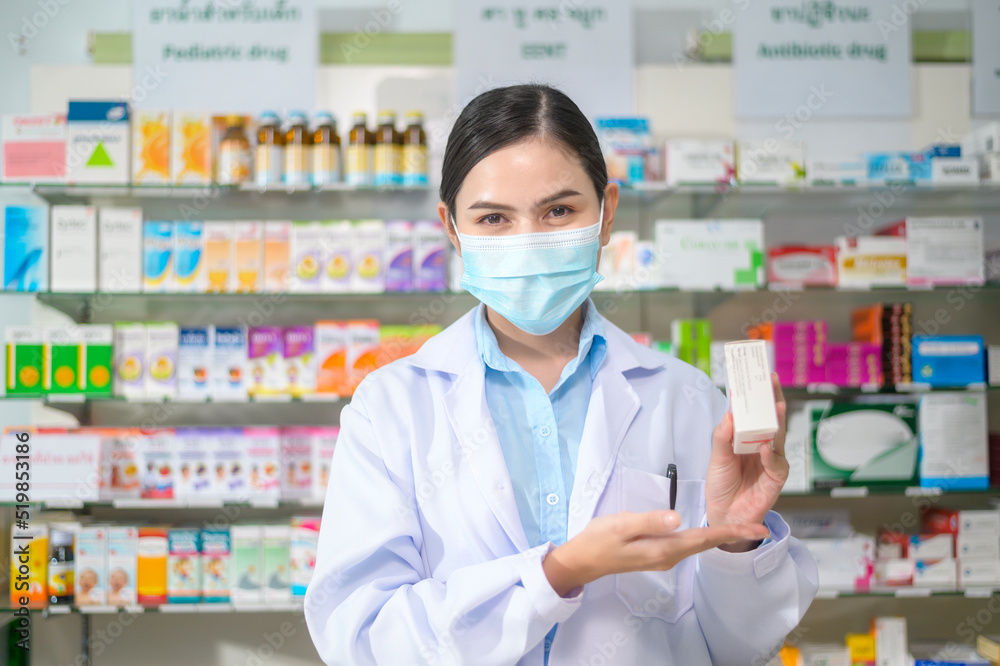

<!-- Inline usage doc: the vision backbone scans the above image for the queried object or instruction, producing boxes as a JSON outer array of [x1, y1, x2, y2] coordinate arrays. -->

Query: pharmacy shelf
[[812, 587, 1000, 600], [0, 497, 324, 510], [777, 486, 1000, 499], [5, 181, 1000, 216], [625, 182, 1000, 216], [24, 284, 1000, 322], [27, 601, 305, 616]]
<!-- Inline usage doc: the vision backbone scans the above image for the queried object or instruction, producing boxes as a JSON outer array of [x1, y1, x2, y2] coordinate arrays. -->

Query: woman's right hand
[[542, 510, 770, 597]]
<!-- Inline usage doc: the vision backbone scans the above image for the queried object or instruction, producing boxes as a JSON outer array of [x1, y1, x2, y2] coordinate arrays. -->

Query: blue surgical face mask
[[456, 201, 605, 336]]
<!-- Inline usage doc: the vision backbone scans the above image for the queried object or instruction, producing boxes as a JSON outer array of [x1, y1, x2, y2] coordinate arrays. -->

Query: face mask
[[456, 201, 605, 336]]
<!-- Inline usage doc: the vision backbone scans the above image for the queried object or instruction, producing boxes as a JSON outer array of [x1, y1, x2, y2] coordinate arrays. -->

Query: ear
[[439, 201, 462, 257], [600, 182, 619, 246]]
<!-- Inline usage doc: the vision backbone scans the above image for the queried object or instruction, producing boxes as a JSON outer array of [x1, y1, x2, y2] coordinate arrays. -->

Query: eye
[[548, 206, 571, 218], [478, 213, 508, 226]]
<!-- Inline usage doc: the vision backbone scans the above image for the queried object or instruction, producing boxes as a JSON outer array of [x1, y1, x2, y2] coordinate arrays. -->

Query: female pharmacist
[[305, 84, 818, 665]]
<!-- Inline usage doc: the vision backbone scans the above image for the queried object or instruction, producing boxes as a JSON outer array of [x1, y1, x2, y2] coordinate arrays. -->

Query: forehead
[[455, 138, 590, 207]]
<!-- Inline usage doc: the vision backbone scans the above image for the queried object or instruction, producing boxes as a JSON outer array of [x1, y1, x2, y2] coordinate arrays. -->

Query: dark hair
[[439, 84, 608, 219]]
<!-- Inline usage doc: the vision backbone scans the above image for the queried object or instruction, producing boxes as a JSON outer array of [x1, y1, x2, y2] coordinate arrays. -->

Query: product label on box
[[905, 217, 984, 287], [248, 327, 285, 396], [178, 327, 212, 400], [212, 326, 246, 400], [2, 113, 67, 181], [65, 101, 129, 185], [98, 208, 142, 293], [768, 246, 837, 286]]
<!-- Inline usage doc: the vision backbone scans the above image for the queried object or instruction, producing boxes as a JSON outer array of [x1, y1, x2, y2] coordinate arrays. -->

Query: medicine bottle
[[402, 110, 428, 187], [345, 112, 374, 186], [48, 529, 75, 606], [284, 111, 311, 187], [217, 115, 252, 186], [255, 110, 285, 187], [311, 112, 341, 186], [373, 110, 401, 187]]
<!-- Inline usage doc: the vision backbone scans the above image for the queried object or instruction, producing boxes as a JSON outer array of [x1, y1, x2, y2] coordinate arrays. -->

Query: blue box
[[912, 335, 986, 386], [866, 152, 932, 183], [923, 143, 962, 158], [3, 205, 48, 292]]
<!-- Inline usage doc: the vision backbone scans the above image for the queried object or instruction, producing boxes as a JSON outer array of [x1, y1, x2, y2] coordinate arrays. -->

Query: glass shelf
[[0, 601, 305, 617], [813, 587, 1000, 599], [778, 485, 999, 499], [0, 497, 323, 510]]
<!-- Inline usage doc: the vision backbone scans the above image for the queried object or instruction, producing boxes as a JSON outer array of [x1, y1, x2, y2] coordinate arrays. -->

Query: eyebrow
[[466, 189, 584, 212]]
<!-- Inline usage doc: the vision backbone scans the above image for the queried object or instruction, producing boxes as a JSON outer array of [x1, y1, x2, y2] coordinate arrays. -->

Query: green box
[[6, 326, 44, 396], [81, 325, 113, 397], [809, 399, 919, 489], [671, 319, 712, 376], [44, 327, 83, 394]]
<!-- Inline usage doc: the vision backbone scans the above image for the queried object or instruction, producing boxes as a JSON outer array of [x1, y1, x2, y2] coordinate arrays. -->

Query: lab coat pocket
[[615, 466, 703, 623]]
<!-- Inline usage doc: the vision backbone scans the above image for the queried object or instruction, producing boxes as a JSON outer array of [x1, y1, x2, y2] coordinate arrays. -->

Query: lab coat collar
[[407, 302, 668, 377]]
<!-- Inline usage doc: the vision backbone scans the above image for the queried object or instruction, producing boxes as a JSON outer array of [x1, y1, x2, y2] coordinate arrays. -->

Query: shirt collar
[[474, 298, 607, 380]]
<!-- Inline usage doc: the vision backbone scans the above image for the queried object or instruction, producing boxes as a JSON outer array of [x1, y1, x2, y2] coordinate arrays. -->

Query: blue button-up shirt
[[475, 299, 606, 663], [475, 299, 607, 549]]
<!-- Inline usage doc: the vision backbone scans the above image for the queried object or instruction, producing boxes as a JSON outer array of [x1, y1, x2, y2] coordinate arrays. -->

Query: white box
[[958, 558, 1000, 588], [50, 206, 97, 292], [656, 219, 765, 290], [960, 510, 1000, 535], [75, 526, 107, 606], [352, 219, 386, 293], [230, 525, 263, 605], [205, 222, 234, 293], [321, 220, 353, 294], [724, 340, 778, 455], [595, 231, 637, 291], [211, 326, 247, 401], [913, 559, 958, 588], [919, 392, 989, 490], [982, 153, 1000, 184], [736, 140, 805, 185], [907, 533, 955, 561], [905, 218, 984, 287], [262, 525, 292, 602], [145, 321, 178, 398], [212, 428, 246, 500], [875, 558, 914, 587], [957, 532, 1000, 560], [177, 326, 213, 401], [107, 526, 137, 606], [98, 207, 142, 292], [961, 122, 1000, 156], [139, 429, 176, 499], [874, 617, 908, 666], [801, 646, 851, 666], [664, 139, 735, 186], [806, 159, 866, 186], [65, 101, 130, 185], [280, 428, 313, 499], [174, 427, 212, 499], [932, 157, 980, 185], [113, 323, 145, 398], [802, 536, 874, 592], [835, 236, 907, 288], [244, 427, 281, 497], [289, 220, 323, 293], [782, 408, 812, 494], [312, 426, 338, 499]]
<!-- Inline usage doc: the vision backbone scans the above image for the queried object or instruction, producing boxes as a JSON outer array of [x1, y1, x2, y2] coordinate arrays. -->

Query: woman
[[305, 84, 818, 665]]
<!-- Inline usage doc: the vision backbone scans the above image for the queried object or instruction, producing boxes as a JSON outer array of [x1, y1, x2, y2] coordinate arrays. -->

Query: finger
[[711, 411, 736, 461], [632, 524, 771, 565], [770, 374, 787, 458], [618, 510, 682, 540]]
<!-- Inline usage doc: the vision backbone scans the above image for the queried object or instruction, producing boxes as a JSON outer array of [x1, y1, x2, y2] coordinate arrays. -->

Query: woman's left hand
[[704, 373, 788, 553]]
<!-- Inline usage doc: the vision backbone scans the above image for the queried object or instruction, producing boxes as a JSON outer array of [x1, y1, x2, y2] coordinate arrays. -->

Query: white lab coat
[[305, 308, 818, 665]]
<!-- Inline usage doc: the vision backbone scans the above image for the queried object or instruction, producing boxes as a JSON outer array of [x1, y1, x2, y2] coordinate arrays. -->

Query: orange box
[[205, 222, 234, 293], [851, 304, 884, 344], [234, 222, 263, 293], [137, 526, 168, 606], [315, 321, 349, 396], [264, 221, 291, 293], [10, 524, 48, 608], [347, 320, 380, 394]]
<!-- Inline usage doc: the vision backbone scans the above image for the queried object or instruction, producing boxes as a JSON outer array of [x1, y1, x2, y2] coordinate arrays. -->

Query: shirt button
[[539, 425, 552, 438], [546, 493, 559, 505]]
